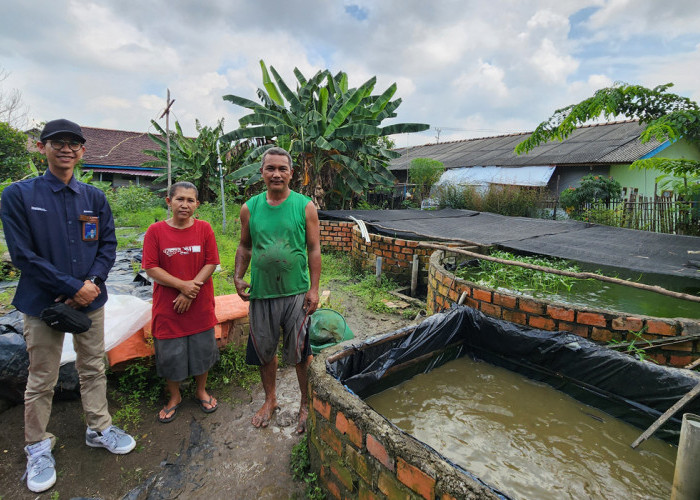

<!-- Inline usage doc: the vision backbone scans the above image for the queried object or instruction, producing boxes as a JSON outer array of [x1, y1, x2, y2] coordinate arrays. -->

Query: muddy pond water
[[365, 357, 677, 500]]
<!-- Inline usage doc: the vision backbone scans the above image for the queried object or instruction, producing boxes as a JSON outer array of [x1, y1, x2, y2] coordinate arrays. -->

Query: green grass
[[208, 343, 260, 391]]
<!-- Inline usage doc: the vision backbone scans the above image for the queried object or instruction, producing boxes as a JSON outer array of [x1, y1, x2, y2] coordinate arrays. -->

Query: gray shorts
[[153, 328, 219, 382], [247, 293, 310, 366]]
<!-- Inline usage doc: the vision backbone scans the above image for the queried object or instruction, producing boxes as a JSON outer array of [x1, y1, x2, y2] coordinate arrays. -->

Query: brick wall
[[320, 220, 354, 253], [350, 226, 438, 286], [308, 349, 500, 499], [427, 250, 700, 368]]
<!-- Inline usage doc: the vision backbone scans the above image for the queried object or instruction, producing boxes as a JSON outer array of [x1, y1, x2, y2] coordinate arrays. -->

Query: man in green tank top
[[234, 147, 321, 434]]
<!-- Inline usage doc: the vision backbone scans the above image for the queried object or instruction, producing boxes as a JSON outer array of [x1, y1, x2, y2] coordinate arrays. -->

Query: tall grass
[[434, 184, 548, 217]]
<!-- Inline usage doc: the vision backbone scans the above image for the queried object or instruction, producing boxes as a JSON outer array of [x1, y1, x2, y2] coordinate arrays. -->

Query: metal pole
[[216, 138, 226, 232], [375, 256, 382, 286]]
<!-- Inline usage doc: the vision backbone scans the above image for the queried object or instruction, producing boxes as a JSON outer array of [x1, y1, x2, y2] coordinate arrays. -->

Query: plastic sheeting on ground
[[328, 305, 700, 444], [106, 293, 249, 367]]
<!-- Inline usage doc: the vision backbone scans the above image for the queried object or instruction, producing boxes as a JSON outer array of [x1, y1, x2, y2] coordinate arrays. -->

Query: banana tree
[[143, 119, 233, 203], [220, 60, 429, 208]]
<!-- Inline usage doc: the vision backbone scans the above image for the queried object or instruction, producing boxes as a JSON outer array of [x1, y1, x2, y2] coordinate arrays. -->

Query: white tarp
[[434, 165, 556, 188], [60, 294, 152, 365]]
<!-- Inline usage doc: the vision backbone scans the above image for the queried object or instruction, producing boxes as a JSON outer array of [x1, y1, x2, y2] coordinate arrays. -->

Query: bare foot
[[295, 406, 308, 434], [252, 400, 279, 428]]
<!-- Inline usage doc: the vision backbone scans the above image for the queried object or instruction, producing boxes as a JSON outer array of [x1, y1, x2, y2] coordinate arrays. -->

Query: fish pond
[[366, 356, 677, 500]]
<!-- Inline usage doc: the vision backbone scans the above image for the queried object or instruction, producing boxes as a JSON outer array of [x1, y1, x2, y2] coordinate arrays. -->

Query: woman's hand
[[173, 293, 193, 314]]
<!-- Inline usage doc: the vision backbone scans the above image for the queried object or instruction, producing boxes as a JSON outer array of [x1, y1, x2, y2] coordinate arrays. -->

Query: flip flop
[[158, 403, 180, 423], [194, 395, 218, 414]]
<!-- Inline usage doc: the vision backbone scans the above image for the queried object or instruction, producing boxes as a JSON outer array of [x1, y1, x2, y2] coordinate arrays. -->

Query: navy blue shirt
[[0, 169, 117, 316]]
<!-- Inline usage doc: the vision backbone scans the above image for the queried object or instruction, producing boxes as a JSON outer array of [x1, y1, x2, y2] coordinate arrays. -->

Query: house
[[27, 126, 166, 189], [389, 120, 700, 198]]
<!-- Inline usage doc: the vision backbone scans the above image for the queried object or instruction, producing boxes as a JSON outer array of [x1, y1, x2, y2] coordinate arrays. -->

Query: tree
[[558, 174, 622, 216], [1, 67, 29, 129], [515, 83, 700, 179], [408, 158, 444, 202], [221, 60, 429, 208], [143, 119, 242, 203]]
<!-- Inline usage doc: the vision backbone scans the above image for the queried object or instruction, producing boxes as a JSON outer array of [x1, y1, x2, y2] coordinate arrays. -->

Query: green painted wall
[[609, 140, 700, 197]]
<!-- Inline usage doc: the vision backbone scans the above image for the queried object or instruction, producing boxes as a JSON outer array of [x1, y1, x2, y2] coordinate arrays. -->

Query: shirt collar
[[44, 169, 81, 194]]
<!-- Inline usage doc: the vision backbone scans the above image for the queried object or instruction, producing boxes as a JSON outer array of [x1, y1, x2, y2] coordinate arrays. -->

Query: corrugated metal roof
[[89, 167, 162, 178], [80, 127, 161, 169], [391, 121, 664, 171]]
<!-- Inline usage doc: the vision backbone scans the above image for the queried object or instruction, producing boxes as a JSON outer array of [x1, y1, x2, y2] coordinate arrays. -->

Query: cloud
[[0, 0, 697, 149]]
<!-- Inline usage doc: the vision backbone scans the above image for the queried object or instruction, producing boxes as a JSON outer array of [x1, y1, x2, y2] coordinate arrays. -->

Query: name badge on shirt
[[79, 215, 99, 241]]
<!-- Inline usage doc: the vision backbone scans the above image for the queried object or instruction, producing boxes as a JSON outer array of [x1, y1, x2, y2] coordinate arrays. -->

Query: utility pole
[[160, 89, 175, 215]]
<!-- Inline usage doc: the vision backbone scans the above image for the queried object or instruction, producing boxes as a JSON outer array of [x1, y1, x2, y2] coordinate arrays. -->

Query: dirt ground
[[0, 286, 413, 500]]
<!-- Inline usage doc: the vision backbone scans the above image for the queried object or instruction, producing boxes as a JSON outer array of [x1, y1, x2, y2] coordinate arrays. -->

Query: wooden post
[[410, 254, 419, 297], [375, 256, 382, 286], [159, 89, 175, 216]]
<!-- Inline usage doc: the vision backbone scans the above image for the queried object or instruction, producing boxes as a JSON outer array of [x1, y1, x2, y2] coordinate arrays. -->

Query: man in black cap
[[0, 119, 136, 493]]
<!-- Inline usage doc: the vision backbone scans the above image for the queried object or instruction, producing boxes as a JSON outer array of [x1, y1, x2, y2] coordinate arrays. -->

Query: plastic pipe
[[671, 413, 700, 500]]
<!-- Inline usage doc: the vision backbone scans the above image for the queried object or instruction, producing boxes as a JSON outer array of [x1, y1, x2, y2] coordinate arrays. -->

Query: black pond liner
[[328, 305, 700, 446]]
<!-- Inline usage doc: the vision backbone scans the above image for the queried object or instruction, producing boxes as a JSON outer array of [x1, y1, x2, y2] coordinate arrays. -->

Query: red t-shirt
[[142, 219, 220, 339]]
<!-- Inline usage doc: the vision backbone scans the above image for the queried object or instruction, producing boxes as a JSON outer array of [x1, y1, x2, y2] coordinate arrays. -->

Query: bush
[[409, 158, 444, 202], [435, 183, 546, 217], [559, 175, 622, 217], [107, 184, 166, 225]]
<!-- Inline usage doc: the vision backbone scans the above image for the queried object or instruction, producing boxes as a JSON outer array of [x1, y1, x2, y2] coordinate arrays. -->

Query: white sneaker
[[85, 425, 136, 454], [23, 438, 56, 493]]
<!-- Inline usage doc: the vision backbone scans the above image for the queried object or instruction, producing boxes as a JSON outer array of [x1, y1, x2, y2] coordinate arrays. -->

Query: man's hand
[[173, 293, 193, 314], [179, 280, 203, 300], [303, 289, 319, 315], [234, 277, 251, 301], [64, 280, 101, 308]]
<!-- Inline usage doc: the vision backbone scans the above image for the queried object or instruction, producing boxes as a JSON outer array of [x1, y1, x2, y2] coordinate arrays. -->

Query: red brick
[[529, 316, 556, 331], [336, 411, 363, 448], [669, 355, 694, 367], [646, 320, 678, 336], [378, 471, 411, 499], [464, 297, 479, 310], [647, 353, 668, 365], [480, 302, 502, 318], [397, 458, 436, 500], [313, 395, 331, 420], [559, 322, 590, 338], [503, 310, 526, 325], [320, 424, 343, 456], [547, 305, 575, 322], [346, 445, 372, 484], [493, 293, 516, 308], [520, 298, 544, 315], [396, 239, 406, 247], [331, 463, 354, 491], [667, 341, 694, 352], [612, 317, 644, 332], [577, 311, 607, 327], [472, 288, 492, 302], [358, 483, 382, 500], [591, 327, 613, 342], [367, 434, 394, 471], [401, 247, 413, 254]]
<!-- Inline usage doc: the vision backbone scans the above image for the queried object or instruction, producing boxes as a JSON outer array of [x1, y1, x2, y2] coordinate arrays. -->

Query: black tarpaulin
[[328, 306, 700, 444], [318, 209, 700, 280]]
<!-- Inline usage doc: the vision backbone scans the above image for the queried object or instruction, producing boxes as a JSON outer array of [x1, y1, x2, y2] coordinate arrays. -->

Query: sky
[[1, 0, 700, 148]]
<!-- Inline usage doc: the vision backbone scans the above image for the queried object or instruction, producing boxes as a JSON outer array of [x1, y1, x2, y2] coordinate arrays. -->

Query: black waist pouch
[[40, 303, 92, 334]]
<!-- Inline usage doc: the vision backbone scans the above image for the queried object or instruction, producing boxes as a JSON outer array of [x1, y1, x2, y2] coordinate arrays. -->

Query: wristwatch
[[88, 276, 104, 286]]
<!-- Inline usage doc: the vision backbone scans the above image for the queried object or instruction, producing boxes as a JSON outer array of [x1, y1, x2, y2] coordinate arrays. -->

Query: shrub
[[559, 175, 622, 217], [435, 183, 546, 216], [409, 158, 444, 202]]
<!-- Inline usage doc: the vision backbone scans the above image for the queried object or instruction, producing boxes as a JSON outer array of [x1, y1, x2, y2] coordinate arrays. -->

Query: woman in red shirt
[[142, 182, 220, 423]]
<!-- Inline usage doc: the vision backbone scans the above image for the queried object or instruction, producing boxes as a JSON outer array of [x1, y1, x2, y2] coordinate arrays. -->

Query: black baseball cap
[[39, 119, 86, 143]]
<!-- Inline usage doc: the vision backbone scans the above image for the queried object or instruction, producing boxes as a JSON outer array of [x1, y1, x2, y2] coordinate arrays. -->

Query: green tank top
[[247, 190, 311, 299]]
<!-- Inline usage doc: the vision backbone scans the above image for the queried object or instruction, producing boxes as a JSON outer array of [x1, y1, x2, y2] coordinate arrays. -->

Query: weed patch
[[208, 343, 260, 391], [290, 439, 325, 499]]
